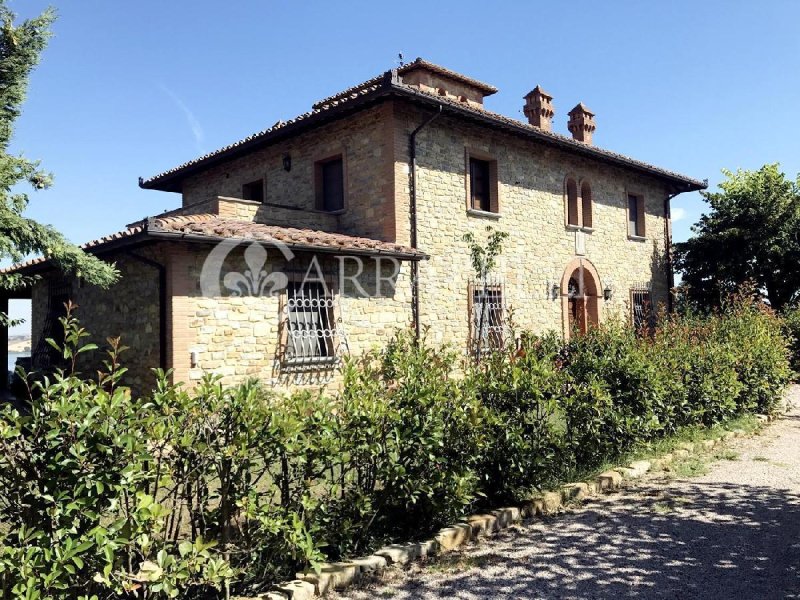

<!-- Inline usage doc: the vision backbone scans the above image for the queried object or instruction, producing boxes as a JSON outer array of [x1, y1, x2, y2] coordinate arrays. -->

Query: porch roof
[[1, 213, 428, 280]]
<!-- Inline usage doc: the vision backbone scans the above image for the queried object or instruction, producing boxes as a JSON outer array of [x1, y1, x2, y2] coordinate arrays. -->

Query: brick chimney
[[523, 86, 554, 131], [567, 103, 596, 144]]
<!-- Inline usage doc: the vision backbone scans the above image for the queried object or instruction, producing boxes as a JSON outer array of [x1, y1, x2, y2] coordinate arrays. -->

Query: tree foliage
[[0, 3, 117, 296], [674, 164, 800, 310]]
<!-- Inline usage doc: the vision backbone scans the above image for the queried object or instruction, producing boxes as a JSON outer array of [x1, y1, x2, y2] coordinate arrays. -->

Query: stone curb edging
[[237, 421, 768, 600]]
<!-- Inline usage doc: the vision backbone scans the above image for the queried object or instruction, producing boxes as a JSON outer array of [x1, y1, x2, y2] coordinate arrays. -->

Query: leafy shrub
[[467, 333, 565, 503], [714, 294, 790, 414], [337, 329, 485, 545], [560, 324, 668, 465], [781, 304, 800, 378], [0, 296, 791, 598], [0, 312, 235, 599]]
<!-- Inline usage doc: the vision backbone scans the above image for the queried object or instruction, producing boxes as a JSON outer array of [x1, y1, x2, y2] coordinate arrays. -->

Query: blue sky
[[6, 0, 800, 332]]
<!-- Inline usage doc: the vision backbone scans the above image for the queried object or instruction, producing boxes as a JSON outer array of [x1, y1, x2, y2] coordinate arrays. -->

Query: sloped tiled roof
[[140, 58, 706, 192], [1, 214, 426, 276], [145, 214, 426, 258], [311, 58, 497, 109]]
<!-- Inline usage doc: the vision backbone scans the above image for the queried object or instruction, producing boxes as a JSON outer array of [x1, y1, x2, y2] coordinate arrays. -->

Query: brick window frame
[[626, 189, 646, 239], [314, 152, 348, 213], [465, 148, 500, 216]]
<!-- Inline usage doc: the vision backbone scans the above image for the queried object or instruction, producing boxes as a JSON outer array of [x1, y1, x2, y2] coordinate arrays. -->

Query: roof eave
[[146, 229, 429, 261], [141, 73, 706, 194], [387, 84, 707, 192], [140, 87, 395, 193]]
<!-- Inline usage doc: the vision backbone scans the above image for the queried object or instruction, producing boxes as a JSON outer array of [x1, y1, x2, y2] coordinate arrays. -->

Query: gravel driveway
[[335, 386, 800, 600]]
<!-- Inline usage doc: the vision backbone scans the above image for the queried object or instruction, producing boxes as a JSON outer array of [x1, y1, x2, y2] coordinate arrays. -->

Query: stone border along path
[[238, 386, 799, 600]]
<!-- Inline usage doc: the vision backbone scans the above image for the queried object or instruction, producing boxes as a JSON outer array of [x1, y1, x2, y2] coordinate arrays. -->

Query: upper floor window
[[581, 181, 593, 229], [242, 179, 264, 202], [628, 193, 645, 238], [470, 158, 491, 212], [566, 178, 579, 226], [566, 177, 593, 229], [315, 155, 345, 212], [466, 153, 498, 214]]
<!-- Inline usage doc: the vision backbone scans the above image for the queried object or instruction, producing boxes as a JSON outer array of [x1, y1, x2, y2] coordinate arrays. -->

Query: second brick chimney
[[567, 103, 596, 144], [523, 86, 554, 131]]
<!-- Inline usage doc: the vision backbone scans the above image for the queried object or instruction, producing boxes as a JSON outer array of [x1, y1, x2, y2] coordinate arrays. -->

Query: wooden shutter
[[636, 196, 646, 237], [628, 194, 639, 236], [567, 179, 579, 226], [581, 181, 592, 228], [470, 158, 491, 212]]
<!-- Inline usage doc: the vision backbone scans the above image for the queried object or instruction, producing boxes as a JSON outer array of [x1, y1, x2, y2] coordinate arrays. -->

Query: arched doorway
[[561, 258, 601, 337]]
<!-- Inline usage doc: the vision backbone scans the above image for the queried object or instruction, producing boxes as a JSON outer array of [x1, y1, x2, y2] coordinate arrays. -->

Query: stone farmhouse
[[2, 59, 706, 393]]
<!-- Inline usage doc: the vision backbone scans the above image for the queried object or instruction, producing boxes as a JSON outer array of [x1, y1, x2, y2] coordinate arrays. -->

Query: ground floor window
[[283, 281, 337, 365], [631, 285, 655, 334], [470, 280, 505, 356]]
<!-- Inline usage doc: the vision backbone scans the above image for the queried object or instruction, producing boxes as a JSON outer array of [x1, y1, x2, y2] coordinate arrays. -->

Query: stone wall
[[30, 245, 165, 394], [166, 241, 413, 390], [180, 103, 397, 241], [27, 96, 685, 395], [391, 102, 672, 349]]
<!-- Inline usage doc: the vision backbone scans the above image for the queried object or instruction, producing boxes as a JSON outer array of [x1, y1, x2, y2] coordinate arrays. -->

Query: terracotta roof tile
[[2, 215, 426, 275], [140, 59, 706, 191], [148, 214, 425, 257]]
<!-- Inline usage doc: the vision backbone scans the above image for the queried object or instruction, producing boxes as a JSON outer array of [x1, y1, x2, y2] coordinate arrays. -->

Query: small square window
[[628, 194, 645, 237], [242, 179, 264, 202], [315, 156, 345, 212]]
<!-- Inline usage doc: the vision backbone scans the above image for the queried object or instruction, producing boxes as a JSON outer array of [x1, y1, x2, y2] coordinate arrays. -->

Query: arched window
[[580, 181, 593, 229], [566, 178, 579, 226]]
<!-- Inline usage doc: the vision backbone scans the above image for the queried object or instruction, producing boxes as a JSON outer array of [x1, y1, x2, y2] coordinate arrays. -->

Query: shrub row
[[0, 295, 791, 599]]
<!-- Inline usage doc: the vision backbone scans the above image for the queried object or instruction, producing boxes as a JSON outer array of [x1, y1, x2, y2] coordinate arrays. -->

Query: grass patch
[[652, 502, 674, 514], [753, 455, 769, 462], [567, 413, 761, 485], [715, 449, 740, 461], [671, 456, 710, 478]]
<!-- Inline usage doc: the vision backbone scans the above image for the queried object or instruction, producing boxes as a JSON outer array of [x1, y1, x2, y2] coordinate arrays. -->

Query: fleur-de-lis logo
[[222, 243, 288, 297]]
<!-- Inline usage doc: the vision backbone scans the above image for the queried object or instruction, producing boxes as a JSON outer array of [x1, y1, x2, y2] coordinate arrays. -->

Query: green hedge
[[782, 304, 800, 377], [0, 296, 791, 599]]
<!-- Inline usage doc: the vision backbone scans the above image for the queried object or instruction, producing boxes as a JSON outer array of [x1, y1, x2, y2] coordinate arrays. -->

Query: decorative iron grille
[[470, 277, 506, 357], [282, 281, 345, 370], [631, 284, 655, 333]]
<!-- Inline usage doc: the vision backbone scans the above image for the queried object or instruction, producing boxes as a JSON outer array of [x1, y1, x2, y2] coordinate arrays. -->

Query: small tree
[[463, 226, 508, 361], [674, 164, 800, 311], [0, 4, 117, 319]]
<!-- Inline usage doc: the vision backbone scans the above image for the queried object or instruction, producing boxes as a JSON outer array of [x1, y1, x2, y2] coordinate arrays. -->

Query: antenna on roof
[[397, 52, 405, 67]]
